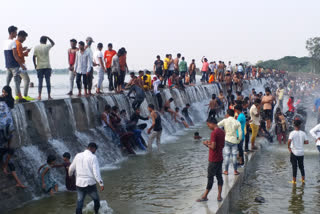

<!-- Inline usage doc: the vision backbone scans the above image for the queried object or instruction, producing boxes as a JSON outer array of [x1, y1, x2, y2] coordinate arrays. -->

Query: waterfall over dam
[[0, 80, 265, 212]]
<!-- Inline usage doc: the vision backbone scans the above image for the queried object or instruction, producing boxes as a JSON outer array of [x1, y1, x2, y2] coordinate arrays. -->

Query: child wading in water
[[54, 152, 76, 191], [38, 155, 58, 195], [288, 120, 308, 184]]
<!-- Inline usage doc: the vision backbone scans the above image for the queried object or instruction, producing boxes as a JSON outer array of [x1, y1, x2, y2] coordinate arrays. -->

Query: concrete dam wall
[[0, 80, 264, 212]]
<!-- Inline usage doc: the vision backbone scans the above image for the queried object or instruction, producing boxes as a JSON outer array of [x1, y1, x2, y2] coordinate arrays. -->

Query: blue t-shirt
[[237, 113, 246, 140], [314, 98, 320, 111]]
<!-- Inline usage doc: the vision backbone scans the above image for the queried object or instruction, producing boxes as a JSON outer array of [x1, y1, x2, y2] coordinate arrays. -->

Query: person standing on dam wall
[[197, 116, 225, 202], [66, 39, 79, 96], [69, 142, 104, 214], [33, 35, 55, 100]]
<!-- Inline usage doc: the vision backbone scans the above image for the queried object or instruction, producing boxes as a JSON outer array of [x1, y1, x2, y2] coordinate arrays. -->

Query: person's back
[[34, 43, 52, 70], [209, 127, 225, 162], [289, 130, 307, 156], [218, 116, 240, 144], [179, 60, 187, 72]]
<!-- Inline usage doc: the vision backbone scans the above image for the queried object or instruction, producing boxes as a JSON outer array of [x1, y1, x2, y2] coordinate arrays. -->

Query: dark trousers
[[201, 71, 208, 82], [156, 93, 163, 109], [180, 71, 186, 83], [87, 69, 93, 91], [190, 72, 196, 83], [238, 139, 244, 162], [207, 161, 223, 190], [76, 185, 100, 214], [37, 68, 52, 95], [245, 124, 250, 151], [76, 73, 88, 90], [132, 98, 144, 110], [290, 153, 305, 178], [107, 68, 114, 91], [208, 109, 216, 119]]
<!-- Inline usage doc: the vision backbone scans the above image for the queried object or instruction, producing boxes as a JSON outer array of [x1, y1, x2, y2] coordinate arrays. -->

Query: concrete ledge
[[190, 139, 265, 214], [216, 141, 263, 214]]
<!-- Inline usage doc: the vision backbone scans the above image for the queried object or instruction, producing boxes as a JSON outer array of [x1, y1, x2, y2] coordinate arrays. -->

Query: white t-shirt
[[250, 105, 260, 126], [153, 79, 161, 94], [310, 124, 320, 146], [93, 50, 104, 72], [289, 130, 307, 156]]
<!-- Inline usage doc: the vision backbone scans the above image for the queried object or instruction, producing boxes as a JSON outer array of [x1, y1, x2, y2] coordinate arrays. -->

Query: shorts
[[155, 69, 163, 76], [207, 161, 223, 186], [164, 107, 169, 112], [264, 109, 272, 120]]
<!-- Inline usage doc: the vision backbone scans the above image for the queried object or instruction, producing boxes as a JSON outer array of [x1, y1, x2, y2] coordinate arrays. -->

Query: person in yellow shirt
[[163, 54, 170, 85]]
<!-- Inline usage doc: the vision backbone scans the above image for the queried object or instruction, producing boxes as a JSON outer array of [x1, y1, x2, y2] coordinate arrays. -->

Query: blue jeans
[[201, 71, 208, 82], [76, 185, 100, 214], [317, 146, 320, 152], [37, 68, 52, 95], [223, 141, 238, 171]]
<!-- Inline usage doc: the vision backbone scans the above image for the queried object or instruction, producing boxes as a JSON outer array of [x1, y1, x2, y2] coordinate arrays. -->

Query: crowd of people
[[197, 75, 320, 202], [2, 24, 320, 213]]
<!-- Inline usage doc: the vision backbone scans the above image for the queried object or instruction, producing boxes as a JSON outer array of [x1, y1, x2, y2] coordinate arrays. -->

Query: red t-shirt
[[209, 128, 225, 162], [104, 50, 117, 68]]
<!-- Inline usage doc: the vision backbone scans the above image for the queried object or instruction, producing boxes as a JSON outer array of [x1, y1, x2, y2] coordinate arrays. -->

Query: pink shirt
[[201, 61, 209, 72]]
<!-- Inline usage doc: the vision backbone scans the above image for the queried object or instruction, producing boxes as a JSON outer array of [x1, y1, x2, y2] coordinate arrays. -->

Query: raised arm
[[47, 36, 55, 47]]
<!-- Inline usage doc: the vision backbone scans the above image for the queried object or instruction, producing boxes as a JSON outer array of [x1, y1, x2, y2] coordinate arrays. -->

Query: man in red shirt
[[197, 116, 225, 202], [104, 43, 117, 91]]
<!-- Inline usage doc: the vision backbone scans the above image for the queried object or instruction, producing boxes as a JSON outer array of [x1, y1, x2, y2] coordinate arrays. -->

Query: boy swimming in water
[[194, 132, 202, 140]]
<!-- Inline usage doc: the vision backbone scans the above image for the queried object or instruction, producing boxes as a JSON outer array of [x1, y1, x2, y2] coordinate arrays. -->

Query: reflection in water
[[288, 184, 305, 214]]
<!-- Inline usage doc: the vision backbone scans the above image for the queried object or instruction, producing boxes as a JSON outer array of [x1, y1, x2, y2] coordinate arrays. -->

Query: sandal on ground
[[217, 197, 223, 202], [196, 198, 208, 202], [223, 171, 228, 175], [234, 171, 240, 175]]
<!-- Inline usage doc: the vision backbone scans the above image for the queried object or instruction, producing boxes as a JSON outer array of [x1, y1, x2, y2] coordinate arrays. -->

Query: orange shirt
[[15, 40, 27, 64], [119, 54, 127, 71], [103, 50, 117, 68]]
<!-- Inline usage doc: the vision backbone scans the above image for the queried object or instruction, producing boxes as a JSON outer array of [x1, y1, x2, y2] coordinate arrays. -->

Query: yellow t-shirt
[[164, 58, 169, 70]]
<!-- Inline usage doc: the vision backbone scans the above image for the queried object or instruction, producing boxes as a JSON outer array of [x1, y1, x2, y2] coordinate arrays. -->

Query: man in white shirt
[[287, 120, 308, 184], [93, 43, 105, 94], [74, 41, 91, 96], [69, 142, 104, 214], [217, 109, 242, 175], [310, 123, 320, 153], [153, 76, 163, 110], [250, 98, 261, 150], [85, 37, 94, 95]]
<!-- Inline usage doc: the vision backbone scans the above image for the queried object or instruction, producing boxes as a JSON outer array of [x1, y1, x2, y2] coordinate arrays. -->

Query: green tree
[[306, 37, 320, 73]]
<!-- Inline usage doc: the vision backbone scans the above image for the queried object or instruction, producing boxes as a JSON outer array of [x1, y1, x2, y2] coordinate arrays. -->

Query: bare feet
[[223, 171, 228, 175], [38, 96, 41, 101], [48, 96, 53, 100], [3, 168, 9, 175], [16, 183, 27, 188], [66, 91, 73, 96]]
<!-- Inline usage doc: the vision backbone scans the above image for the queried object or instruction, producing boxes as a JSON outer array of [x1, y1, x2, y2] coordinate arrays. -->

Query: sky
[[0, 0, 320, 70]]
